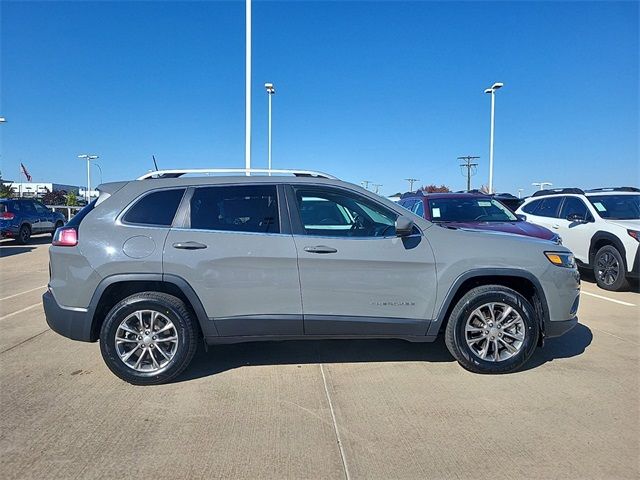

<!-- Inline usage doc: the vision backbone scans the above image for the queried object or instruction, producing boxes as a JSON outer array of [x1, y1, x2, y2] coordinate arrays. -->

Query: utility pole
[[361, 180, 372, 190], [532, 181, 553, 192], [457, 156, 480, 192], [373, 184, 383, 194], [404, 178, 419, 192]]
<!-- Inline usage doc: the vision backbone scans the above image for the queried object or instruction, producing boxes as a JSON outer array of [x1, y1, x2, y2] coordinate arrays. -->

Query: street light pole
[[245, 0, 252, 175], [532, 181, 553, 192], [93, 162, 103, 185], [265, 83, 275, 174], [78, 154, 98, 202], [484, 82, 503, 194], [361, 180, 372, 190]]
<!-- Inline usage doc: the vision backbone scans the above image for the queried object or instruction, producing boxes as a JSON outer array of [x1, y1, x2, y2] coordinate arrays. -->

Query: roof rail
[[585, 187, 640, 193], [531, 187, 585, 198], [137, 168, 338, 181]]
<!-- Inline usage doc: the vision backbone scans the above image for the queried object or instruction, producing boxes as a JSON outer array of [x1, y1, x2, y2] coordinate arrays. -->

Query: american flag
[[20, 163, 32, 182]]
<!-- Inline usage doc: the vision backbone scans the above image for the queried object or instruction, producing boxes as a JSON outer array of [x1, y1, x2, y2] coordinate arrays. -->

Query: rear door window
[[189, 185, 280, 233], [521, 200, 540, 214], [123, 188, 186, 227], [533, 197, 563, 218]]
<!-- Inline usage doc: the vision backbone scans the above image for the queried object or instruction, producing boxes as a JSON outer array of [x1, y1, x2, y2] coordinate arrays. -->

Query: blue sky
[[1, 0, 638, 195]]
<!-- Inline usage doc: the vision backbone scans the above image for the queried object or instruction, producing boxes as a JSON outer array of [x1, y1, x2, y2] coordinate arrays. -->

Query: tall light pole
[[245, 0, 252, 174], [373, 184, 383, 194], [78, 154, 98, 202], [361, 180, 372, 190], [405, 178, 419, 192], [517, 188, 524, 199], [265, 83, 275, 174], [532, 181, 553, 192], [484, 82, 504, 194], [93, 162, 103, 185]]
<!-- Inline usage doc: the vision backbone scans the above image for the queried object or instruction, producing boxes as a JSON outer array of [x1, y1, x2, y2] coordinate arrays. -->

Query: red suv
[[398, 192, 560, 242]]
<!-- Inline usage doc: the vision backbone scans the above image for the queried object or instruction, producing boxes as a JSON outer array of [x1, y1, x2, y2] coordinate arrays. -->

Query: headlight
[[628, 230, 639, 242], [545, 251, 575, 268], [550, 233, 562, 245]]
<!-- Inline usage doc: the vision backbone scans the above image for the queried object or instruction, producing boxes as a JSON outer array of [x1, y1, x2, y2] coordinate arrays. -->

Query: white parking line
[[0, 303, 41, 321], [582, 291, 636, 307], [0, 285, 47, 302]]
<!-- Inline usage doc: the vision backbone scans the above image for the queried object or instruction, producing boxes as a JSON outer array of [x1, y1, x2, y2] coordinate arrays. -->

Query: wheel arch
[[87, 273, 217, 341], [589, 231, 627, 268], [428, 269, 549, 344]]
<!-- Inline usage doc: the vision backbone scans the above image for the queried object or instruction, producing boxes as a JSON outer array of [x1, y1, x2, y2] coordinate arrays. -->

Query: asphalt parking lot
[[1, 236, 638, 480]]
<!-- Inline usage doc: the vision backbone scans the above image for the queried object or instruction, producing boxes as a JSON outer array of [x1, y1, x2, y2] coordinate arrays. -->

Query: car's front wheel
[[445, 285, 539, 374], [594, 245, 629, 292], [99, 292, 198, 385]]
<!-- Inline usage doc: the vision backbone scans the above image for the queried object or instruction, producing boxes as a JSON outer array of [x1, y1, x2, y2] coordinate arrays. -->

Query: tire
[[593, 245, 629, 292], [99, 292, 198, 385], [16, 224, 31, 244], [445, 285, 539, 374], [51, 221, 64, 238]]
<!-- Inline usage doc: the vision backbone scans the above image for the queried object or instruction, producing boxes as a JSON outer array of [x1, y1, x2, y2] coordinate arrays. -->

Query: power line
[[457, 156, 479, 192], [404, 178, 419, 192]]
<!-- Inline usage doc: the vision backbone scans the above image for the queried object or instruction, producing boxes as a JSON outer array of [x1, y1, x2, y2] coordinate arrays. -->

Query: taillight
[[0, 212, 15, 220], [52, 227, 78, 247]]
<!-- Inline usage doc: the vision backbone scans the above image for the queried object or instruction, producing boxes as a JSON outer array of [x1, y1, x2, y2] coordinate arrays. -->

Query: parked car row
[[44, 169, 580, 385]]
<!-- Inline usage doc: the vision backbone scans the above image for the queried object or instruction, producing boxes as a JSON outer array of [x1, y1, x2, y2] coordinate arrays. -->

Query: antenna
[[152, 155, 159, 171]]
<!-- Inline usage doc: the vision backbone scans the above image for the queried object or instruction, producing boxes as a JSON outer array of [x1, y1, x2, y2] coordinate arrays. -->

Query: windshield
[[428, 197, 518, 222], [588, 194, 640, 220]]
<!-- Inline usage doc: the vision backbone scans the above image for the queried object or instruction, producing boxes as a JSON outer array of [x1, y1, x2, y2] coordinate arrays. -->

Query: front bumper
[[43, 290, 93, 342]]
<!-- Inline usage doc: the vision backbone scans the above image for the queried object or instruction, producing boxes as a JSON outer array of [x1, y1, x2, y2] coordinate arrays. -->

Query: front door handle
[[304, 245, 338, 254], [173, 241, 207, 250], [552, 224, 559, 229]]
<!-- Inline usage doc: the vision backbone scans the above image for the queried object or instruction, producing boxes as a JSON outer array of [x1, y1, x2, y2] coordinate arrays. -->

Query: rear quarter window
[[123, 189, 186, 227]]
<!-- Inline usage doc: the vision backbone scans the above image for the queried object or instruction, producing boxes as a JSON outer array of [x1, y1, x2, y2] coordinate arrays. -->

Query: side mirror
[[395, 215, 414, 237], [516, 214, 526, 221], [567, 213, 587, 223]]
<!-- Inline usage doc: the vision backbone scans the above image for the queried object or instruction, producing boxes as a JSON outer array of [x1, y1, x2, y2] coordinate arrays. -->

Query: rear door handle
[[172, 241, 207, 250], [304, 245, 338, 254]]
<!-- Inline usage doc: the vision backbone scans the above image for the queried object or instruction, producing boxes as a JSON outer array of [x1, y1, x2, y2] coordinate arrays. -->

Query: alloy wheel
[[464, 302, 525, 362], [115, 310, 179, 372], [596, 252, 619, 286]]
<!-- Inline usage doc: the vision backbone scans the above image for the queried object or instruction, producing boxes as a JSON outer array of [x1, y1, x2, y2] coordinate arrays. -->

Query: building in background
[[7, 182, 81, 198]]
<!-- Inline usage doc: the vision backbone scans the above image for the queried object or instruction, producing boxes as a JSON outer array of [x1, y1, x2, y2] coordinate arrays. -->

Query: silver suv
[[43, 169, 580, 385]]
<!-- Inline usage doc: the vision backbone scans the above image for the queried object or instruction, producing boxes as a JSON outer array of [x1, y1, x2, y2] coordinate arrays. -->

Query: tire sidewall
[[594, 246, 626, 291], [452, 290, 538, 373], [18, 224, 30, 244], [99, 296, 193, 384]]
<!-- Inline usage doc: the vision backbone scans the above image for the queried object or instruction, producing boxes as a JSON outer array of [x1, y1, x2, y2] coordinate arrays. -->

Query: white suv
[[517, 188, 639, 291]]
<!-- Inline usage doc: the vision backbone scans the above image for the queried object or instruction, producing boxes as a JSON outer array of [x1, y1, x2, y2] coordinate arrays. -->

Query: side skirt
[[205, 334, 437, 345]]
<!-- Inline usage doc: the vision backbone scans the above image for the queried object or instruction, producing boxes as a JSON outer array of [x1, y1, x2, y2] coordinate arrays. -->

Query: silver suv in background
[[44, 169, 580, 385]]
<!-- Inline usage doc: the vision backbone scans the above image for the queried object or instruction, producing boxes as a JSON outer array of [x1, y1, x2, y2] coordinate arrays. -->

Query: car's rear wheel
[[16, 224, 31, 244], [594, 245, 629, 292], [99, 292, 198, 385], [51, 221, 64, 238], [445, 285, 539, 374]]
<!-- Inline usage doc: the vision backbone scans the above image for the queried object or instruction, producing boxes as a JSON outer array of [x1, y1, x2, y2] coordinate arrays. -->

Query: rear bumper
[[43, 290, 94, 342], [545, 317, 578, 338]]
